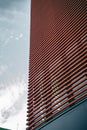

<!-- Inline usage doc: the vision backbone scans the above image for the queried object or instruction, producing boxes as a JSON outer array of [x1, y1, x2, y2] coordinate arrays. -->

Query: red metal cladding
[[27, 0, 87, 130]]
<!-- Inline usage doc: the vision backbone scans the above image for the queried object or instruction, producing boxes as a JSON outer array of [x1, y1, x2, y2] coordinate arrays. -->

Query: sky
[[0, 0, 31, 129]]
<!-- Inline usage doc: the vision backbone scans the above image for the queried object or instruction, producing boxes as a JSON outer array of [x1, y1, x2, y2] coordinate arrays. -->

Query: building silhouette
[[27, 0, 87, 130]]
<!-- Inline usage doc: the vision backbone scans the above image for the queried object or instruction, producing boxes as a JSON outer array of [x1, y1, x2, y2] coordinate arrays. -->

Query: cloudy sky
[[0, 0, 31, 129]]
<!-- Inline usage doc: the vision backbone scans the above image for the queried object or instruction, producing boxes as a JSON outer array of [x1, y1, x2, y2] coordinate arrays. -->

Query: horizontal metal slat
[[29, 43, 86, 89], [27, 88, 87, 128]]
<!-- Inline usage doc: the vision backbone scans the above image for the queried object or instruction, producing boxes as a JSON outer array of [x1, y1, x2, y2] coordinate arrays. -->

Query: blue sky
[[0, 0, 30, 129]]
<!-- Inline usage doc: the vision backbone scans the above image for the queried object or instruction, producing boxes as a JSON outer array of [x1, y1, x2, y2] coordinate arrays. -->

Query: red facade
[[27, 0, 87, 130]]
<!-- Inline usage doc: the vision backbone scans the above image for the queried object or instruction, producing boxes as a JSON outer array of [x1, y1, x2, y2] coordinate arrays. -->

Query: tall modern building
[[27, 0, 87, 130]]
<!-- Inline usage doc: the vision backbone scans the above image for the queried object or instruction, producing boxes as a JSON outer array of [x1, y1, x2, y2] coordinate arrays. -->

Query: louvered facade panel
[[27, 0, 87, 130]]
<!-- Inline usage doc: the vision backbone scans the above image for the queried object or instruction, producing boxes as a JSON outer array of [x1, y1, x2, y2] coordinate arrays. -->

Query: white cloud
[[15, 33, 24, 40], [0, 79, 26, 109], [19, 33, 23, 38], [15, 37, 19, 40], [1, 104, 27, 130], [0, 79, 27, 129]]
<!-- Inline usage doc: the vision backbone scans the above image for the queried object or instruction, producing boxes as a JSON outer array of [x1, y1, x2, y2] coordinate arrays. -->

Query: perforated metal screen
[[27, 0, 87, 130]]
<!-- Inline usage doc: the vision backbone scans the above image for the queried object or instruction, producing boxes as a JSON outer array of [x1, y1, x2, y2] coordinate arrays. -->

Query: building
[[27, 0, 87, 130]]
